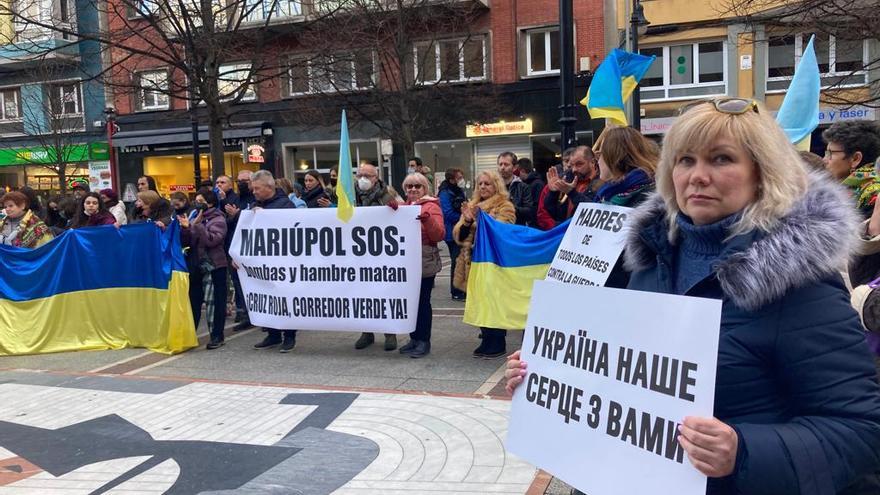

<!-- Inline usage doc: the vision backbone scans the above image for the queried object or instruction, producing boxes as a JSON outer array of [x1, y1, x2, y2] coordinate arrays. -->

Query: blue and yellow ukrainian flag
[[336, 109, 357, 222], [581, 48, 656, 126], [776, 35, 820, 151], [0, 223, 197, 356], [463, 212, 569, 330]]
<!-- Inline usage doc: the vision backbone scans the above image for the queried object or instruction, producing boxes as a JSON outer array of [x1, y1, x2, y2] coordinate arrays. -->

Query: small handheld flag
[[335, 110, 357, 222], [776, 35, 820, 151], [581, 48, 655, 126]]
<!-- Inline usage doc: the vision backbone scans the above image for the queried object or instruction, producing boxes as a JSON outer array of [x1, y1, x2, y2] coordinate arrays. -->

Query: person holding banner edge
[[398, 172, 445, 358], [507, 97, 880, 494], [247, 170, 300, 353], [454, 170, 516, 358]]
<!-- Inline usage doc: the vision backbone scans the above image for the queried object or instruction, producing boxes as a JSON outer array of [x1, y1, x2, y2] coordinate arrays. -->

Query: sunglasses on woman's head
[[677, 97, 760, 116]]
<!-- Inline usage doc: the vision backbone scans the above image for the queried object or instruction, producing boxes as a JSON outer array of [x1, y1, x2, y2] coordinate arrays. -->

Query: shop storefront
[[280, 139, 393, 186], [415, 119, 594, 191], [0, 142, 110, 195], [113, 123, 271, 198]]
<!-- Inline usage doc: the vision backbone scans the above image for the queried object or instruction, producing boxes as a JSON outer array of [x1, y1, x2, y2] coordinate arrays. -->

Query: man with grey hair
[[245, 170, 300, 353], [353, 161, 400, 351]]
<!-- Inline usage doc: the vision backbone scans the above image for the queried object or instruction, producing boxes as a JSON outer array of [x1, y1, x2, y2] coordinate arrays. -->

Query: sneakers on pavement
[[355, 332, 374, 349], [254, 334, 281, 349], [384, 334, 397, 351], [206, 340, 225, 350], [409, 340, 430, 359], [279, 338, 296, 353], [399, 340, 418, 354]]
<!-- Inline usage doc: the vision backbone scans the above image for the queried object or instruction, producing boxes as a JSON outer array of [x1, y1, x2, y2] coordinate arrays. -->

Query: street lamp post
[[104, 107, 118, 193], [558, 0, 577, 149], [630, 0, 650, 130]]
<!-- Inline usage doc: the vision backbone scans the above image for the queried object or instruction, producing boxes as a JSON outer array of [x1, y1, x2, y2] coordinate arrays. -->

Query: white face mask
[[457, 179, 466, 188], [357, 177, 372, 191], [407, 167, 416, 175]]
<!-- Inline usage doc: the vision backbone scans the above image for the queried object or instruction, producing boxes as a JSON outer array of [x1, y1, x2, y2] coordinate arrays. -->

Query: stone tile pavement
[[0, 370, 540, 495]]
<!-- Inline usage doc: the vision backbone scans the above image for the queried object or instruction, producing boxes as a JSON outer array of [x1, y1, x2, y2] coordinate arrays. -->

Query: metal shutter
[[474, 137, 531, 173]]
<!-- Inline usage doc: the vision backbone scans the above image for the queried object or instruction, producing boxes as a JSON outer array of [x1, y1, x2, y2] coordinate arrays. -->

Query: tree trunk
[[57, 162, 67, 192], [208, 104, 225, 181]]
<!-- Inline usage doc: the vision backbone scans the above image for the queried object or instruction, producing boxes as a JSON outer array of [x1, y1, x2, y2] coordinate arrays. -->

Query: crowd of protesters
[[4, 98, 880, 493]]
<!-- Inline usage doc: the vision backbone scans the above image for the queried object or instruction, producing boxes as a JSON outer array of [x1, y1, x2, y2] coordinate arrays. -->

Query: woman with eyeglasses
[[454, 170, 516, 358], [506, 98, 880, 494], [397, 173, 445, 358]]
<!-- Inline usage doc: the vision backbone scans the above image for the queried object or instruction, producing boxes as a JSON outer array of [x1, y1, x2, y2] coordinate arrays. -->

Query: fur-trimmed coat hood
[[624, 172, 861, 311]]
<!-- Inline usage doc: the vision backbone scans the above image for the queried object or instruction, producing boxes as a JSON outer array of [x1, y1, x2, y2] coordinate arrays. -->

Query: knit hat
[[100, 188, 118, 202]]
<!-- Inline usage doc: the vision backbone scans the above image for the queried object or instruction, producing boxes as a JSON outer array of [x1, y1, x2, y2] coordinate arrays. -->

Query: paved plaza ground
[[0, 250, 568, 495]]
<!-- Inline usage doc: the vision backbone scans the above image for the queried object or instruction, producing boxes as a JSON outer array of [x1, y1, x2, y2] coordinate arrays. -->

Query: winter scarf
[[842, 164, 880, 211], [596, 168, 655, 206]]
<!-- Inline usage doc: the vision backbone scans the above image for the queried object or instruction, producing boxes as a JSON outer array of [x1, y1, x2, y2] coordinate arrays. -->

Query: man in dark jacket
[[517, 158, 544, 220], [497, 152, 534, 226], [438, 167, 467, 300], [224, 170, 256, 329], [246, 170, 299, 353], [354, 162, 400, 351], [544, 145, 601, 223]]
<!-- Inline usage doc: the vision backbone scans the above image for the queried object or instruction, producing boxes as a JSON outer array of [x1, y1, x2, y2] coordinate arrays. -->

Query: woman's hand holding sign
[[505, 350, 527, 395], [677, 416, 738, 478]]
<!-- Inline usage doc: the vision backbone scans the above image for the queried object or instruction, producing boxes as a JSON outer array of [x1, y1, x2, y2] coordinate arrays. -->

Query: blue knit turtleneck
[[673, 213, 738, 295]]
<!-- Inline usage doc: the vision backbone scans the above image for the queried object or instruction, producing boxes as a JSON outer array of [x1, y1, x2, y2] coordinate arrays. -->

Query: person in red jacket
[[398, 172, 445, 358], [536, 147, 576, 230]]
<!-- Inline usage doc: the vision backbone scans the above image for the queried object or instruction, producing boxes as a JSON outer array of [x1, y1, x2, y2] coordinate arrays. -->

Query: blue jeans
[[446, 240, 465, 298]]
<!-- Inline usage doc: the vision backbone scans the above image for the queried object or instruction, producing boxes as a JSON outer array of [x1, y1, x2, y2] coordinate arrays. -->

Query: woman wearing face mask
[[302, 170, 330, 208], [133, 190, 173, 229], [506, 98, 880, 495], [0, 191, 53, 248], [71, 192, 117, 228], [592, 126, 658, 207], [398, 173, 445, 358], [179, 188, 229, 350], [100, 189, 127, 225], [453, 170, 516, 358]]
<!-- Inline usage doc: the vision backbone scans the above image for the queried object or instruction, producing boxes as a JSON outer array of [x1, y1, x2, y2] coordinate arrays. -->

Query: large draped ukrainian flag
[[581, 48, 655, 126], [0, 223, 197, 356], [463, 212, 569, 330]]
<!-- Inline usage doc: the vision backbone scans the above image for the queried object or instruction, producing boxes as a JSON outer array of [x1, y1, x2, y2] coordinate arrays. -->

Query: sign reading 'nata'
[[466, 119, 533, 137]]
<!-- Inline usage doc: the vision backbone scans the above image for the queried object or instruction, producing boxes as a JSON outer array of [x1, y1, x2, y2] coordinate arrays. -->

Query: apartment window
[[0, 89, 20, 121], [244, 0, 301, 22], [136, 70, 169, 111], [415, 36, 486, 84], [219, 63, 256, 102], [525, 27, 560, 76], [49, 83, 81, 115], [638, 41, 727, 101], [766, 34, 868, 92], [287, 53, 374, 95]]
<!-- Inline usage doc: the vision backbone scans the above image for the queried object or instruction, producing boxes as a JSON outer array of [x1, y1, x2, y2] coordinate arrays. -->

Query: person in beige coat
[[453, 170, 516, 358]]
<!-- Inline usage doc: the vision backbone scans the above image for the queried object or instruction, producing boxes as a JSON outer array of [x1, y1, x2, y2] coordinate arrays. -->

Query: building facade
[[0, 0, 110, 195], [105, 0, 608, 196], [615, 0, 879, 148]]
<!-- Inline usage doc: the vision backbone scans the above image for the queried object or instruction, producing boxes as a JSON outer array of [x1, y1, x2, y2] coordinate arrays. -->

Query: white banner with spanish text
[[229, 206, 422, 333]]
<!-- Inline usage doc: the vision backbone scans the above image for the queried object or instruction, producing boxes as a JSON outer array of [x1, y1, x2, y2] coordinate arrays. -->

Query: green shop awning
[[0, 142, 109, 167]]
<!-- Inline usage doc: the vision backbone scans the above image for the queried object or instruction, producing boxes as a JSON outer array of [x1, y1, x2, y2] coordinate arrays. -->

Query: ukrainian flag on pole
[[776, 35, 820, 151], [463, 212, 569, 330], [336, 110, 356, 222], [581, 48, 655, 126]]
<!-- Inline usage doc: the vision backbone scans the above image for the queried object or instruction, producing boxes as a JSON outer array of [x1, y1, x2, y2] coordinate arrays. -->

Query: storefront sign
[[643, 106, 877, 135], [0, 144, 98, 167], [245, 144, 265, 163], [466, 119, 533, 137], [89, 142, 111, 160], [169, 184, 195, 192], [120, 145, 154, 154], [88, 161, 113, 192]]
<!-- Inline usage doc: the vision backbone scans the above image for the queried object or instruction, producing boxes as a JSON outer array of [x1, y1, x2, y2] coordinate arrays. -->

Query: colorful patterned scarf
[[842, 165, 880, 210]]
